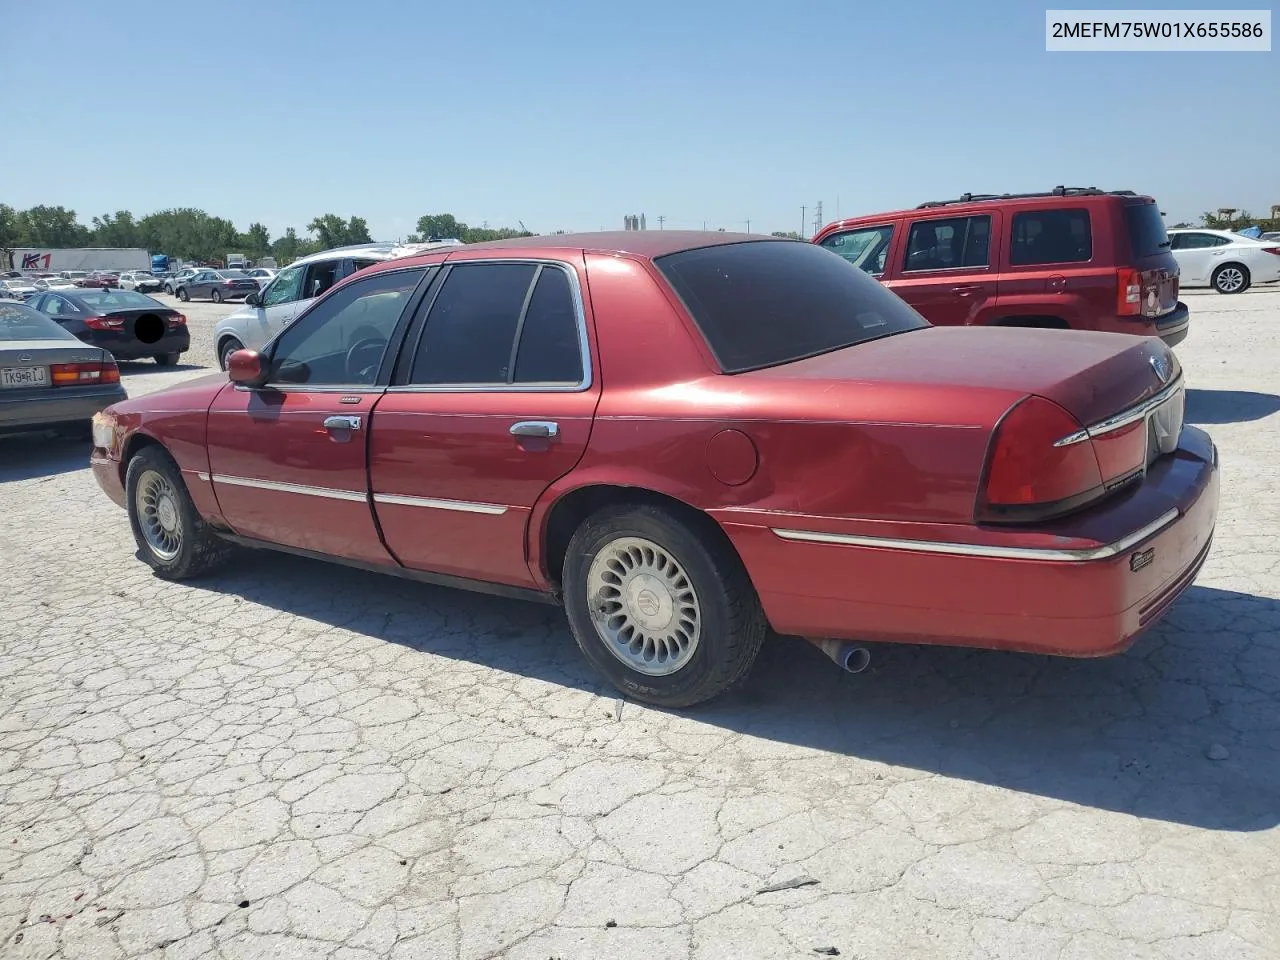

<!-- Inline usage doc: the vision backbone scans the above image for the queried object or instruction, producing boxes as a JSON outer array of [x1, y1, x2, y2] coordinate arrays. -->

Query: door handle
[[951, 284, 983, 296], [323, 415, 362, 431], [510, 420, 559, 439]]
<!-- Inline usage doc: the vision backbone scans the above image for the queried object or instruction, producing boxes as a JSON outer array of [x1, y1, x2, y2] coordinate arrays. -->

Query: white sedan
[[245, 267, 277, 289], [1168, 229, 1280, 294]]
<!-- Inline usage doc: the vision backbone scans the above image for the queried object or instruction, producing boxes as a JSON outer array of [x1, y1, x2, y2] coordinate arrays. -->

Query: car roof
[[821, 190, 1156, 233], [445, 230, 772, 259]]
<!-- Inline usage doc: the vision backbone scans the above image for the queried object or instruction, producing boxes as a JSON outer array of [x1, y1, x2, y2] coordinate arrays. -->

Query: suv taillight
[[978, 396, 1104, 523], [1117, 268, 1142, 316]]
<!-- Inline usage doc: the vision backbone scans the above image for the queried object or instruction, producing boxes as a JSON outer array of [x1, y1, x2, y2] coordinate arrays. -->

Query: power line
[[657, 215, 666, 230]]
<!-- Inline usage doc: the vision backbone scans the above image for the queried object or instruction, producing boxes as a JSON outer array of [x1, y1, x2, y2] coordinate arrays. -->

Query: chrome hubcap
[[587, 536, 701, 676], [1218, 268, 1244, 292], [136, 469, 182, 561]]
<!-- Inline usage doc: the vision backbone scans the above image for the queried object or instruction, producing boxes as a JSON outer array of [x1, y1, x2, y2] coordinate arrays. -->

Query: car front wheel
[[1211, 263, 1250, 294], [125, 446, 232, 580], [562, 503, 767, 707], [218, 337, 244, 370]]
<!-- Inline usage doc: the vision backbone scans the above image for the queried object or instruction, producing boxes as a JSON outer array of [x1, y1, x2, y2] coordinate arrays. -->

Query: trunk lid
[[748, 326, 1179, 429], [0, 340, 109, 393]]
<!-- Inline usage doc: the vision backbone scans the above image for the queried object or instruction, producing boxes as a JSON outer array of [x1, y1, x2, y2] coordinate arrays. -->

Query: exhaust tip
[[806, 637, 872, 674]]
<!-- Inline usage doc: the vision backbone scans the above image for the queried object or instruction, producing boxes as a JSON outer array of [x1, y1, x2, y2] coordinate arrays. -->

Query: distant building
[[623, 214, 647, 231]]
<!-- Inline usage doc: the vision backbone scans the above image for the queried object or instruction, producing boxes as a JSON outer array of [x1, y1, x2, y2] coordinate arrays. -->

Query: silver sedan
[[0, 301, 126, 437]]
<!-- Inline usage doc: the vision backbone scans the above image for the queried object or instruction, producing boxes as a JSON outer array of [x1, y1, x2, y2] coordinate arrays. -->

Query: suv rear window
[[655, 240, 927, 374], [1010, 209, 1092, 265], [1123, 202, 1172, 258]]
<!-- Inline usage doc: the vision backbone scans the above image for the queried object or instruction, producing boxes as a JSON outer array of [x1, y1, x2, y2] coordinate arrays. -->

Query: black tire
[[562, 503, 767, 707], [125, 445, 232, 580], [218, 337, 244, 370], [211, 288, 223, 303], [1211, 263, 1250, 295], [154, 352, 181, 366], [177, 287, 190, 302]]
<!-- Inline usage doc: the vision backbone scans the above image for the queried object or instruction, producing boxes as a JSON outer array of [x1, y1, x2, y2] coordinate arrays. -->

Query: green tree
[[271, 227, 307, 264], [0, 204, 22, 270], [19, 205, 89, 246], [241, 222, 272, 258], [137, 208, 239, 262], [90, 210, 141, 247], [415, 213, 464, 240], [307, 214, 372, 249]]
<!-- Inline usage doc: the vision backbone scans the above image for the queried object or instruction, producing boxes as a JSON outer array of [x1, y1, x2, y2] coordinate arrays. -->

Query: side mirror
[[245, 290, 260, 306], [227, 349, 268, 387]]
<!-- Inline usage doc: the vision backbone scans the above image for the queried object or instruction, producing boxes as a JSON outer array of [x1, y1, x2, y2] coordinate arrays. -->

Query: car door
[[251, 263, 309, 344], [368, 257, 599, 588], [889, 213, 997, 326], [205, 266, 431, 564], [817, 222, 899, 279], [1170, 232, 1224, 284]]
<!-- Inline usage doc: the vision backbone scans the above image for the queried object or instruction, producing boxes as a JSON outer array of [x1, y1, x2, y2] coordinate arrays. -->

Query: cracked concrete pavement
[[1, 289, 1277, 959]]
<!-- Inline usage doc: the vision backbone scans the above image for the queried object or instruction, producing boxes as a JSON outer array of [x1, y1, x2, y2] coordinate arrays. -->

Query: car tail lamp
[[83, 315, 124, 330], [1262, 247, 1280, 256], [1116, 268, 1142, 316], [50, 360, 120, 386], [169, 313, 187, 328], [978, 396, 1104, 523]]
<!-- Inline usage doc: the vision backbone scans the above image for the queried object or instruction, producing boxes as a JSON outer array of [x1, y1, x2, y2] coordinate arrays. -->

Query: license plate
[[1, 366, 49, 388]]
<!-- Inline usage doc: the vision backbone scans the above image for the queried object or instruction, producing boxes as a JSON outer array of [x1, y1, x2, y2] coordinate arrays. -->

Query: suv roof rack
[[916, 186, 1139, 209]]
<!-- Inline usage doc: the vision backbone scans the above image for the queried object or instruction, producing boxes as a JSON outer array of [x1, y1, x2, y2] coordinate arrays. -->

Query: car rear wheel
[[125, 446, 232, 580], [211, 288, 223, 303], [154, 352, 181, 366], [177, 287, 190, 302], [218, 337, 244, 370], [1211, 264, 1250, 294], [562, 503, 767, 707]]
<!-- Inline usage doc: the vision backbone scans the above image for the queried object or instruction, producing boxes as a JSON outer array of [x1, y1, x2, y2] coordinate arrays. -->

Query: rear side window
[[903, 216, 990, 271], [1010, 209, 1092, 265], [408, 262, 585, 386], [1124, 203, 1172, 257], [655, 240, 927, 374]]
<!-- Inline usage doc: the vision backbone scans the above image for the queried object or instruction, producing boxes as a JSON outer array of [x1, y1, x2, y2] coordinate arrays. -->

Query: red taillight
[[169, 313, 187, 328], [979, 396, 1103, 522], [83, 315, 124, 330], [1116, 267, 1142, 316], [1261, 247, 1280, 256], [50, 360, 120, 386]]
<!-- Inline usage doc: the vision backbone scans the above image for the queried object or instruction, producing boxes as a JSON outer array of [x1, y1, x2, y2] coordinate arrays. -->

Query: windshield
[[0, 302, 76, 341], [220, 270, 248, 278], [76, 289, 164, 309], [655, 240, 928, 374], [1124, 202, 1171, 258]]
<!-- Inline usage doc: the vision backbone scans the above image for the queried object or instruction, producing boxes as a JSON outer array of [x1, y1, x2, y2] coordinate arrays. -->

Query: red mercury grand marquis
[[90, 232, 1219, 707]]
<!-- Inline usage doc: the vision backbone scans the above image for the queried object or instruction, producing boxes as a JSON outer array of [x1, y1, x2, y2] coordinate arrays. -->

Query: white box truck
[[6, 247, 151, 275]]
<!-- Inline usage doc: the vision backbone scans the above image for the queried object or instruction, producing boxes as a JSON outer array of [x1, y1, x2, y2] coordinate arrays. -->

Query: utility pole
[[657, 215, 666, 230], [745, 219, 751, 234], [813, 201, 823, 237], [801, 206, 806, 240], [702, 220, 707, 230]]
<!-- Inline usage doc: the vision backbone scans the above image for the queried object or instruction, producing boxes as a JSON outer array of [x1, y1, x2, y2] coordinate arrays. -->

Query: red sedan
[[89, 233, 1219, 706]]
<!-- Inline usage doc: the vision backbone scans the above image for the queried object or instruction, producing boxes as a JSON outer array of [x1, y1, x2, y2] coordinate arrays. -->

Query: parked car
[[162, 268, 200, 295], [33, 277, 79, 292], [245, 267, 277, 289], [1259, 231, 1280, 243], [213, 241, 458, 367], [0, 278, 38, 301], [89, 232, 1218, 707], [1167, 229, 1280, 294], [28, 287, 189, 365], [119, 270, 163, 293], [0, 300, 125, 437], [814, 187, 1190, 347], [77, 271, 120, 288], [173, 268, 259, 303], [59, 271, 90, 283]]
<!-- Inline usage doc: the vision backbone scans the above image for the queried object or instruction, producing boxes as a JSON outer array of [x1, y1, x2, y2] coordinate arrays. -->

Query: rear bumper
[[1092, 301, 1189, 347], [0, 385, 127, 434], [76, 327, 190, 360], [717, 426, 1219, 657]]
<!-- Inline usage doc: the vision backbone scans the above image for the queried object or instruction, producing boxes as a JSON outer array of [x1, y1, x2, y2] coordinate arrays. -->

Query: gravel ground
[[1, 288, 1277, 960]]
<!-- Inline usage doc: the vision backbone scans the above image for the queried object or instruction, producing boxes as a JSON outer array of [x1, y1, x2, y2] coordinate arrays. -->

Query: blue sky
[[3, 0, 1275, 240]]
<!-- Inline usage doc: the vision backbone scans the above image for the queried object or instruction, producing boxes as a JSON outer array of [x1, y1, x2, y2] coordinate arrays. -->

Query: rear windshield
[[76, 289, 163, 309], [654, 240, 927, 373], [1124, 202, 1171, 258], [0, 302, 75, 341]]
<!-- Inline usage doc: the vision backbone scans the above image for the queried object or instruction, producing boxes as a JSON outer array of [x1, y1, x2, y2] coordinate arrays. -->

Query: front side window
[[656, 240, 928, 374], [1009, 209, 1093, 265], [903, 216, 991, 271], [819, 225, 894, 275], [261, 265, 304, 307], [267, 269, 425, 387], [1174, 232, 1230, 249]]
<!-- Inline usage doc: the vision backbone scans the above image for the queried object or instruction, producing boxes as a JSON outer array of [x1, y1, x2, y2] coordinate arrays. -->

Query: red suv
[[814, 187, 1189, 347]]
